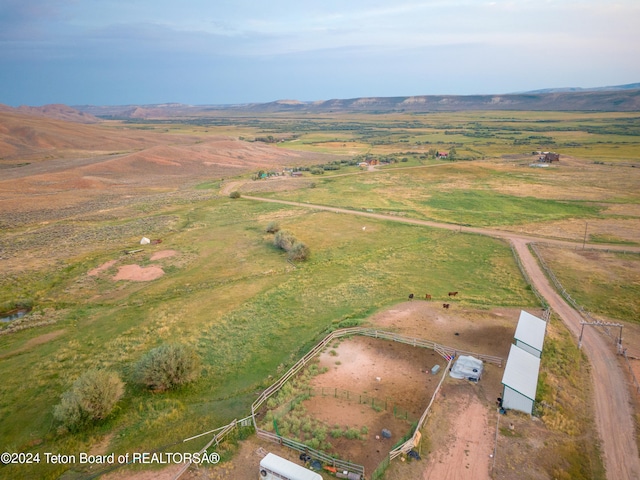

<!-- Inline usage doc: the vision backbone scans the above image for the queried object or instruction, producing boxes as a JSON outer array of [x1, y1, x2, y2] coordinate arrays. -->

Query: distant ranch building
[[538, 152, 560, 162]]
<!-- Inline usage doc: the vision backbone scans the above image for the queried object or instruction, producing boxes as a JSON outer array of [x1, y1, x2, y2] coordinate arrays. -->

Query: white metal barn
[[259, 453, 322, 480], [501, 344, 541, 415], [514, 310, 547, 358]]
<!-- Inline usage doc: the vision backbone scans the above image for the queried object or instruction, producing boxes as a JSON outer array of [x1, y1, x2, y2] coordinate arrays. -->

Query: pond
[[0, 308, 31, 323]]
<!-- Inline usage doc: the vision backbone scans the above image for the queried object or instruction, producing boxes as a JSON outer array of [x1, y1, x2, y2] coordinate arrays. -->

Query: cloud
[[1, 0, 639, 105], [0, 0, 71, 40]]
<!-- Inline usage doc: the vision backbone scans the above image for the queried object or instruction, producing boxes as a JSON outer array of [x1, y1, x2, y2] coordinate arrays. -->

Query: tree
[[54, 370, 124, 431], [229, 191, 241, 198], [135, 344, 201, 392]]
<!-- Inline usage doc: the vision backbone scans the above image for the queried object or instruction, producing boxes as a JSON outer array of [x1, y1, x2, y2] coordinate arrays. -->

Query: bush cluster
[[54, 343, 201, 431], [134, 343, 201, 392], [54, 370, 124, 431], [273, 230, 309, 261]]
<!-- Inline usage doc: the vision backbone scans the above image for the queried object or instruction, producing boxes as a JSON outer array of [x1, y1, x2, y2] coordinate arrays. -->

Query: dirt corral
[[302, 335, 442, 473], [255, 303, 526, 478]]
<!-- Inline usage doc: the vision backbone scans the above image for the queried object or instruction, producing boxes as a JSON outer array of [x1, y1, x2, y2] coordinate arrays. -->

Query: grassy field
[[0, 192, 538, 478], [1, 109, 638, 479], [534, 245, 640, 324]]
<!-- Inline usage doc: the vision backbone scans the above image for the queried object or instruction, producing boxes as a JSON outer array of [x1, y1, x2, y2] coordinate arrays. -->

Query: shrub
[[229, 191, 241, 198], [288, 241, 310, 261], [265, 221, 280, 234], [54, 370, 124, 431], [135, 344, 200, 392], [274, 230, 297, 252]]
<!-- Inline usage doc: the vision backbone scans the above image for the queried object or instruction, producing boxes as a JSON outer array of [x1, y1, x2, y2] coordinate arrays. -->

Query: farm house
[[514, 310, 547, 358], [501, 344, 541, 415]]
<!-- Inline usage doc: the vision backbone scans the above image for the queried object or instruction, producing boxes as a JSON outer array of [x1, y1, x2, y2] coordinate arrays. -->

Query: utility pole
[[582, 222, 588, 249]]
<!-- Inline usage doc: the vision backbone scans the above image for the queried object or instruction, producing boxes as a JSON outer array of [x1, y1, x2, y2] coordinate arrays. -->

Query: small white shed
[[259, 453, 322, 480], [501, 344, 541, 415], [514, 310, 547, 358]]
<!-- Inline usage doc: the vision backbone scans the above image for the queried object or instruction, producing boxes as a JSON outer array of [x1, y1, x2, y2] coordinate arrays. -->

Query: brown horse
[[425, 294, 432, 300], [448, 291, 458, 297]]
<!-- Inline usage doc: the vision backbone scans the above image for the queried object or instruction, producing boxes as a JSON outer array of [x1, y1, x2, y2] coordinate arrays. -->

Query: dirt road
[[240, 194, 640, 480]]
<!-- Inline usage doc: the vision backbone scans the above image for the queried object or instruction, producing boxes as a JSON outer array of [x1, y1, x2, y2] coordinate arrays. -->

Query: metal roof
[[514, 310, 547, 352], [501, 344, 541, 401]]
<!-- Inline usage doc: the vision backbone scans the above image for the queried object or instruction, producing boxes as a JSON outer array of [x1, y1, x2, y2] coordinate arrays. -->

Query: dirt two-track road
[[240, 194, 640, 480]]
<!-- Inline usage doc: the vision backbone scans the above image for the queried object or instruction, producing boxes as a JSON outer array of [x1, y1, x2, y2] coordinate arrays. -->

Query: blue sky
[[1, 0, 639, 106]]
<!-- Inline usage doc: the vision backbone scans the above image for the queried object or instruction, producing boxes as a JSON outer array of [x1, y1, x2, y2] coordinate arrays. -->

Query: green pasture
[[534, 246, 640, 324], [113, 110, 640, 163], [227, 110, 640, 162], [259, 163, 608, 227], [0, 194, 537, 479]]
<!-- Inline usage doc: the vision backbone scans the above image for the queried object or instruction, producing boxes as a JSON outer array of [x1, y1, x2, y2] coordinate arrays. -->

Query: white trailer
[[259, 453, 323, 480]]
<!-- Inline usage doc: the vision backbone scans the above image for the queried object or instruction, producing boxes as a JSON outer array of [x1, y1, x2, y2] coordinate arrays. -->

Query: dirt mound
[[88, 260, 118, 276], [113, 264, 164, 281], [150, 250, 177, 260]]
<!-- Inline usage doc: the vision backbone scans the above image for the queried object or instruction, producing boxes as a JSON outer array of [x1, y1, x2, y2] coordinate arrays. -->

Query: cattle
[[408, 293, 414, 300], [443, 303, 450, 309], [425, 294, 432, 300], [448, 291, 458, 297]]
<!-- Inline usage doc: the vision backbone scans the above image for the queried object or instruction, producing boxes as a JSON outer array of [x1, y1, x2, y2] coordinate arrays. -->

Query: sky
[[1, 0, 639, 106]]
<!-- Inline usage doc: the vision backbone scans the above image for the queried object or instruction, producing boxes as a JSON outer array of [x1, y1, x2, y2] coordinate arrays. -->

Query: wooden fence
[[251, 327, 504, 478], [255, 429, 366, 477], [252, 327, 503, 419], [173, 418, 237, 479]]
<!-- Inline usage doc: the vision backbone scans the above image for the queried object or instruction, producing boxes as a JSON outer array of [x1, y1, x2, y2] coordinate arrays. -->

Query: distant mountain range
[[517, 82, 640, 94], [3, 84, 639, 122], [74, 83, 639, 118]]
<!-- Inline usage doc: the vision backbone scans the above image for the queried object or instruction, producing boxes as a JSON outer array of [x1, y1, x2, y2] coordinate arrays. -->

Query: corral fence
[[174, 415, 254, 480], [252, 327, 500, 478], [252, 327, 503, 419], [256, 429, 366, 478]]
